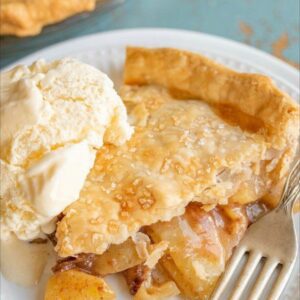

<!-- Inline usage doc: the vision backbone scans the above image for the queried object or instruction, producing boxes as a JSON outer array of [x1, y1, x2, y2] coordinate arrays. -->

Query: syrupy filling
[[52, 253, 97, 275], [50, 212, 101, 276], [123, 264, 151, 295]]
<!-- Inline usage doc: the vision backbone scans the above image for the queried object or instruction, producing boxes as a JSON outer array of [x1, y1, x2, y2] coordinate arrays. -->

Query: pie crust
[[124, 47, 299, 149], [55, 47, 299, 257], [0, 0, 96, 36]]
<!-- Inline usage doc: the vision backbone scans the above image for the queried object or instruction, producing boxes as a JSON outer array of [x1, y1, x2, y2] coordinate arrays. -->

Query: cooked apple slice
[[44, 269, 115, 300], [93, 232, 168, 275]]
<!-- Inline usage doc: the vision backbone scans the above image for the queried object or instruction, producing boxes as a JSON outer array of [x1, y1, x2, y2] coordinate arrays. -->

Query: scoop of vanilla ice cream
[[0, 58, 133, 240]]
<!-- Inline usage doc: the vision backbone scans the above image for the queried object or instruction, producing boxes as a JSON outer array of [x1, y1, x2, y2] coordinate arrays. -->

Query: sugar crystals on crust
[[55, 47, 299, 257]]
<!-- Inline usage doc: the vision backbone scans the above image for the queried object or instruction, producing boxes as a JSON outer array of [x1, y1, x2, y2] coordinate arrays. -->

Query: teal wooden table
[[0, 0, 299, 69]]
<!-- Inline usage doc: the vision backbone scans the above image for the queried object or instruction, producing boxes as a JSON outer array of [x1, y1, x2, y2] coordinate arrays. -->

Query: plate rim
[[3, 28, 299, 90]]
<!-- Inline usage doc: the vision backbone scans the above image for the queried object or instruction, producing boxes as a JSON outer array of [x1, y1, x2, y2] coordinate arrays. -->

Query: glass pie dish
[[0, 0, 125, 68]]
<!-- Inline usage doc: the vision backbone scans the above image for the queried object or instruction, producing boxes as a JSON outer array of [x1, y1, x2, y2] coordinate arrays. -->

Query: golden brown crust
[[124, 47, 299, 148], [0, 0, 96, 36], [55, 47, 299, 257], [56, 85, 272, 257]]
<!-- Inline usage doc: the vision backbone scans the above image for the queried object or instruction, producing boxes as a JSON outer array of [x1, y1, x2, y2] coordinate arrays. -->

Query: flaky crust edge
[[124, 47, 299, 150]]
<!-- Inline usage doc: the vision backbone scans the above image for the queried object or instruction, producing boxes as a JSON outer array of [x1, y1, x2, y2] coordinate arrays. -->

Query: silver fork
[[211, 160, 300, 300]]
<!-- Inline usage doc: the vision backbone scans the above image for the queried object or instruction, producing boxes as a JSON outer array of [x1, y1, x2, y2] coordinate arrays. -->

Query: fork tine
[[282, 184, 300, 213], [210, 246, 246, 300], [289, 160, 300, 183], [248, 258, 278, 300], [281, 160, 300, 201], [268, 263, 294, 300], [229, 250, 261, 300], [278, 160, 300, 212]]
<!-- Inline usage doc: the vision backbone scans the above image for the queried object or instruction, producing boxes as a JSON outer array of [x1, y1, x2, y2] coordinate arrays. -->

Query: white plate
[[1, 29, 299, 300]]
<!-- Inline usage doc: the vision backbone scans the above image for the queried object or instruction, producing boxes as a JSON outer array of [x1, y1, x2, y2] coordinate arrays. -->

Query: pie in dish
[[0, 0, 96, 36], [55, 47, 299, 258]]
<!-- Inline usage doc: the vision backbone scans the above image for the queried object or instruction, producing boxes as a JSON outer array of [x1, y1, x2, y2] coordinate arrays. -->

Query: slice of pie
[[55, 47, 299, 257], [0, 0, 96, 36]]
